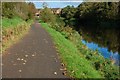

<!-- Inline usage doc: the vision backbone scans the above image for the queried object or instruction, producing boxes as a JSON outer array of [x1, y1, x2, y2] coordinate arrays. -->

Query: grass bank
[[40, 22, 119, 78], [2, 17, 33, 53], [41, 23, 102, 78]]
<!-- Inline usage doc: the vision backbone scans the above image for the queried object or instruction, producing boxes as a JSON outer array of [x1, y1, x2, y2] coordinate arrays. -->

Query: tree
[[2, 2, 36, 20], [2, 2, 15, 18], [40, 5, 56, 23], [76, 2, 119, 22], [61, 5, 77, 20], [28, 2, 36, 19], [60, 5, 77, 26]]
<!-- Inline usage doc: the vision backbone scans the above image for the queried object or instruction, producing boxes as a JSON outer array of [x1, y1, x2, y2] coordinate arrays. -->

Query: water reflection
[[82, 40, 120, 66], [78, 26, 120, 53]]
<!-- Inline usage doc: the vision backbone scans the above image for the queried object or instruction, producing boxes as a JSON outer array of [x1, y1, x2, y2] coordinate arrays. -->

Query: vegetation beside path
[[39, 3, 119, 78], [40, 22, 119, 78], [2, 2, 36, 53], [2, 17, 33, 53]]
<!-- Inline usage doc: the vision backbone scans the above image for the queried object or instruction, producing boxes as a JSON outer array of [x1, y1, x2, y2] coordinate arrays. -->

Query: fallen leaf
[[23, 63, 26, 65], [25, 55, 28, 57], [1, 63, 4, 66], [71, 70, 75, 73], [62, 71, 67, 75], [32, 54, 35, 57], [21, 59, 24, 61], [54, 72, 57, 75], [19, 70, 22, 73], [61, 63, 65, 66], [60, 68, 67, 71], [17, 58, 20, 60]]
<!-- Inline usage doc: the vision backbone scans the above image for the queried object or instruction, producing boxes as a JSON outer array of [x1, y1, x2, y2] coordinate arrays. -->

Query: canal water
[[82, 40, 120, 66]]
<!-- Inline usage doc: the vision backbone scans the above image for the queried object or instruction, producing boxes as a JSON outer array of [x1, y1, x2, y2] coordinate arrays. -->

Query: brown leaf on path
[[17, 58, 20, 60], [23, 63, 26, 65], [61, 63, 65, 66], [18, 70, 22, 73], [62, 71, 67, 76], [54, 72, 57, 75], [24, 60, 27, 63], [25, 55, 28, 57], [21, 58, 24, 61], [32, 54, 35, 57], [60, 68, 67, 71]]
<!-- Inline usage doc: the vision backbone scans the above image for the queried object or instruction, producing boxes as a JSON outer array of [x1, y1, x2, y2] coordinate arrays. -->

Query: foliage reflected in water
[[79, 27, 119, 54]]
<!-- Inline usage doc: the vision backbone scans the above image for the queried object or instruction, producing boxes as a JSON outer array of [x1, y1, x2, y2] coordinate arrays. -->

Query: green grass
[[2, 17, 33, 53], [2, 17, 25, 28], [40, 23, 103, 78]]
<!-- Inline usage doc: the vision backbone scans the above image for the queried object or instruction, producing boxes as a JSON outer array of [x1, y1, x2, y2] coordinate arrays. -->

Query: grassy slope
[[41, 23, 103, 78], [2, 17, 33, 53], [2, 17, 24, 28]]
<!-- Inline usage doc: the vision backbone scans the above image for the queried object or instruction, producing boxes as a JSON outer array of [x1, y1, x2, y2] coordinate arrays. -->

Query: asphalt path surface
[[2, 21, 68, 78]]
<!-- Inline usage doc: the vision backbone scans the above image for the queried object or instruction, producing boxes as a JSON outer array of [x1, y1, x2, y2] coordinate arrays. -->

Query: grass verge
[[40, 22, 103, 78], [2, 17, 33, 53], [40, 22, 119, 78]]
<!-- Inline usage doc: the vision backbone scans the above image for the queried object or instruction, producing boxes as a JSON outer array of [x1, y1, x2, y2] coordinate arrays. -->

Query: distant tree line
[[60, 2, 120, 28], [2, 2, 36, 20]]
